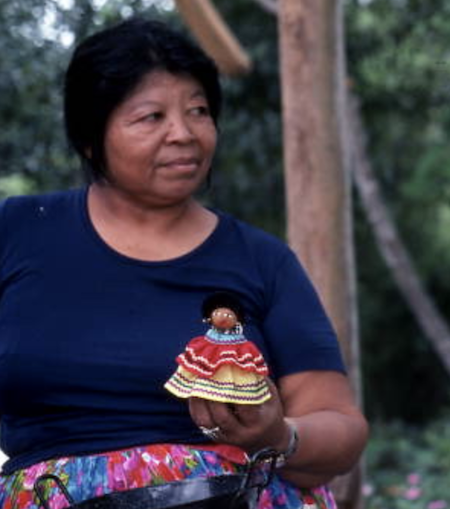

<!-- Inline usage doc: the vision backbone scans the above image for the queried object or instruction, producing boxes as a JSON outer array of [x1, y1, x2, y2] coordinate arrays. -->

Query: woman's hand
[[188, 378, 291, 455], [190, 371, 369, 489]]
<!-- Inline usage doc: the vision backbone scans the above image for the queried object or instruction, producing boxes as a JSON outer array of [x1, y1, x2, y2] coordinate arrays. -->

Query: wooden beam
[[174, 0, 252, 75], [278, 1, 362, 506]]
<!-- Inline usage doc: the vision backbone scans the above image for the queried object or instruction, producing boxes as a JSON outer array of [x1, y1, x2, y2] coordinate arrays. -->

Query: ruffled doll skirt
[[165, 334, 271, 404], [0, 444, 337, 509]]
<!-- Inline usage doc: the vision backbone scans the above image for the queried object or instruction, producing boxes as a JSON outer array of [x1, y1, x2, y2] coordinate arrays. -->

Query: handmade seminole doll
[[164, 292, 271, 404]]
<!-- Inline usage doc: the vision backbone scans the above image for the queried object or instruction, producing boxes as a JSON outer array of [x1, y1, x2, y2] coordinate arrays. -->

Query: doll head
[[202, 292, 245, 332]]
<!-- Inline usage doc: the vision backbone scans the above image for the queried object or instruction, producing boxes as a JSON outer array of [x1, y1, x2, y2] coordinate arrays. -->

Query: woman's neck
[[89, 181, 200, 230], [87, 182, 217, 261]]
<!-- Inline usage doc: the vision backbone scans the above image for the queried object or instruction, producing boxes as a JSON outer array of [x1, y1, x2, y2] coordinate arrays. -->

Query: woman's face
[[103, 70, 217, 207]]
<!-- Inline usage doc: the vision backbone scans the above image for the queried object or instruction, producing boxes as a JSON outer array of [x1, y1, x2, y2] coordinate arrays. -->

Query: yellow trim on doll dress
[[165, 364, 271, 404]]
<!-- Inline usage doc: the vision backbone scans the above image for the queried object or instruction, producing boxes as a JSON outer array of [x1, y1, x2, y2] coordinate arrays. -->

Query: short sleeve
[[262, 249, 346, 378], [0, 199, 9, 285]]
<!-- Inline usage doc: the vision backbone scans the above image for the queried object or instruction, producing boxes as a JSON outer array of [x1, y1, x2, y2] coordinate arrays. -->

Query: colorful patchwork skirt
[[0, 444, 337, 509]]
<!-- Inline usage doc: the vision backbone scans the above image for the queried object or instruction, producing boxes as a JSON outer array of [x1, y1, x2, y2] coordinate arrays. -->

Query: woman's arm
[[275, 371, 369, 487]]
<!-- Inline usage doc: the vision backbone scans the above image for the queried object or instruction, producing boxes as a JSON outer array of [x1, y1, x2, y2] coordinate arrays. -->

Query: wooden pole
[[278, 1, 362, 508], [174, 0, 252, 75]]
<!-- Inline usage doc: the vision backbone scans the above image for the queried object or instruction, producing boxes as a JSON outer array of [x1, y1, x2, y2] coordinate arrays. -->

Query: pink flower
[[403, 486, 422, 500], [407, 473, 421, 485], [428, 501, 448, 509], [362, 483, 374, 497]]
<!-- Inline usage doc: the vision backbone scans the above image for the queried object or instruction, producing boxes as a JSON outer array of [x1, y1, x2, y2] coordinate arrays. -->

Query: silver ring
[[199, 425, 221, 440]]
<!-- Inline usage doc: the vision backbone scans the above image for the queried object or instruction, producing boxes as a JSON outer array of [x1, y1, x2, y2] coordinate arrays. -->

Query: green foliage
[[0, 175, 36, 199], [347, 0, 450, 260], [0, 0, 75, 190], [346, 0, 450, 422], [207, 1, 285, 237], [364, 413, 450, 508]]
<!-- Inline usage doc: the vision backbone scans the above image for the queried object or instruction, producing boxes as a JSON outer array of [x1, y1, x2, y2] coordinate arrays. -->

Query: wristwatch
[[275, 421, 299, 468]]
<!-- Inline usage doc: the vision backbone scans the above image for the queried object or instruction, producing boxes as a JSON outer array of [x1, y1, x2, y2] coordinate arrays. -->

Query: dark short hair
[[64, 17, 222, 181]]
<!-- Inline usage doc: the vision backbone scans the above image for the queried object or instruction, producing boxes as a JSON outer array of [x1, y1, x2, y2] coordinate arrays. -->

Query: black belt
[[34, 449, 278, 509]]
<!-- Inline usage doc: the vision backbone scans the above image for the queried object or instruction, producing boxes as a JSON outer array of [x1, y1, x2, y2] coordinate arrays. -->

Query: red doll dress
[[164, 326, 271, 404]]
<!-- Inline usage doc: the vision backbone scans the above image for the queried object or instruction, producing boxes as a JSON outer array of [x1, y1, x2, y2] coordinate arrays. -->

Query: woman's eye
[[190, 105, 210, 117], [141, 111, 163, 122]]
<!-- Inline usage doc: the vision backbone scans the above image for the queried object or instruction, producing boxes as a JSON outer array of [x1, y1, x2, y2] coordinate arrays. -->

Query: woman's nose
[[165, 115, 195, 143]]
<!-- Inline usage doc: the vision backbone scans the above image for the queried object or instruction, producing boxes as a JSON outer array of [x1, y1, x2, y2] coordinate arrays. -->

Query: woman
[[0, 17, 368, 509]]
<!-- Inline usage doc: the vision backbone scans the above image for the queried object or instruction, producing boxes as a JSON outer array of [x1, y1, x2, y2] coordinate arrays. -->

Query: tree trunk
[[347, 93, 450, 375], [277, 1, 362, 508]]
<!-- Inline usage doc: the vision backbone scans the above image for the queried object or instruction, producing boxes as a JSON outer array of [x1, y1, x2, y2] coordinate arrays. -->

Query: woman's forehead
[[132, 70, 206, 97]]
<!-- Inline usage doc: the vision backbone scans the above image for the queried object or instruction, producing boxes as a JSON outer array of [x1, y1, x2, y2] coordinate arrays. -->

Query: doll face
[[210, 307, 238, 330]]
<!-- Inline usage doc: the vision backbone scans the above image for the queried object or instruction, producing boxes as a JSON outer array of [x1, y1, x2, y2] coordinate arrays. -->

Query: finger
[[228, 403, 262, 428], [265, 377, 282, 401], [189, 397, 215, 428], [204, 400, 240, 432], [231, 378, 281, 427]]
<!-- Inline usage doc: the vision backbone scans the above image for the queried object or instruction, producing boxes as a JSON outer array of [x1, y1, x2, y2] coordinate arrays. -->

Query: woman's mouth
[[159, 158, 201, 174]]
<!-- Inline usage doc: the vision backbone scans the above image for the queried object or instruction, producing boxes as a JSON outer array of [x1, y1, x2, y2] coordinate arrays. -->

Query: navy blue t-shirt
[[0, 188, 344, 474]]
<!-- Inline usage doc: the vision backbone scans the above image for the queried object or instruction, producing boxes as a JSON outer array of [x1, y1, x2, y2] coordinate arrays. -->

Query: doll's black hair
[[201, 292, 245, 324]]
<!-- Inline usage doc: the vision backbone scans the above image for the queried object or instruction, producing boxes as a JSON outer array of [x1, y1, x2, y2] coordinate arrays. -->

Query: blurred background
[[1, 0, 449, 507]]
